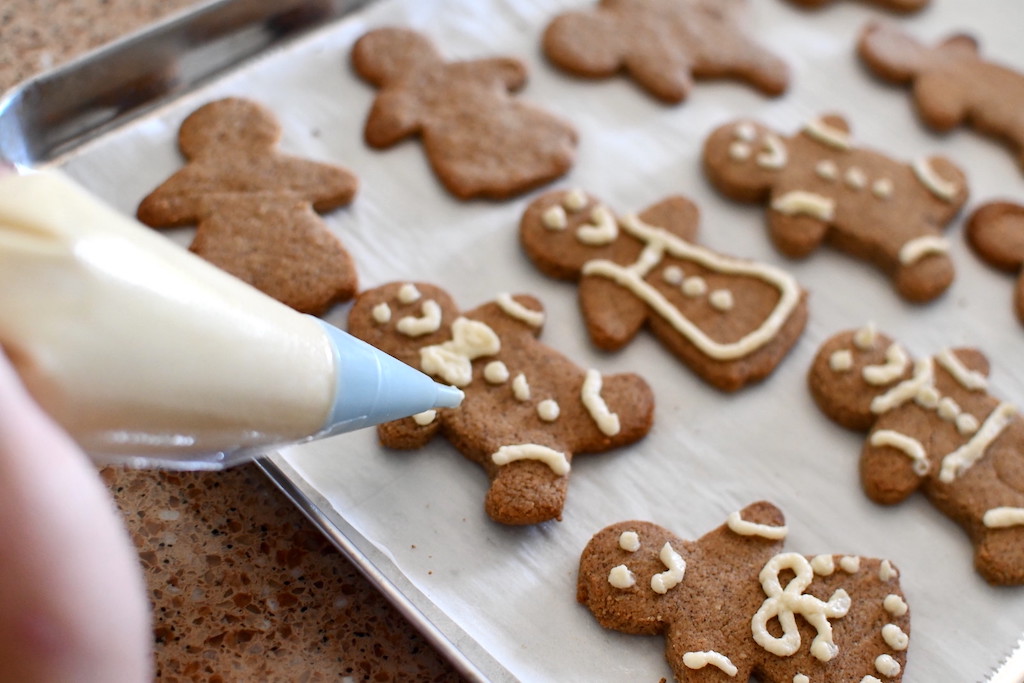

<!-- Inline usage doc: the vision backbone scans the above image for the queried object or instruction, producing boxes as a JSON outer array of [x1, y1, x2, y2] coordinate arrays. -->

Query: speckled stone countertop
[[1, 2, 461, 681]]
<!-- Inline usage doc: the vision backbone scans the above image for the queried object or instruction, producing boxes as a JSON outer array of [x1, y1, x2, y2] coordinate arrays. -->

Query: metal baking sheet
[[5, 0, 1024, 681]]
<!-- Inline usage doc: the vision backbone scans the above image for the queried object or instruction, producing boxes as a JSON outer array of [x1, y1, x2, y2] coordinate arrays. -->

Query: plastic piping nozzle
[[316, 319, 463, 435]]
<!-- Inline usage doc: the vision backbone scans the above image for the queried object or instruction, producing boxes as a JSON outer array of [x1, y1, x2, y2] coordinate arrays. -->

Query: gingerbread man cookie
[[784, 0, 928, 12], [809, 325, 1024, 584], [542, 0, 789, 104], [347, 282, 654, 526], [351, 28, 577, 200], [966, 201, 1024, 326], [859, 23, 1024, 171], [137, 98, 358, 315], [578, 501, 911, 682], [520, 190, 808, 392], [703, 114, 968, 302]]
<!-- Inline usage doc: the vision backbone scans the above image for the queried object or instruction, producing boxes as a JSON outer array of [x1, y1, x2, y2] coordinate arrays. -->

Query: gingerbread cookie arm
[[624, 50, 695, 103], [458, 57, 528, 92], [696, 43, 789, 98], [136, 169, 208, 227], [766, 194, 831, 258], [362, 89, 424, 148], [579, 275, 649, 350], [377, 414, 443, 450], [635, 195, 700, 243], [911, 71, 971, 133], [861, 419, 928, 505]]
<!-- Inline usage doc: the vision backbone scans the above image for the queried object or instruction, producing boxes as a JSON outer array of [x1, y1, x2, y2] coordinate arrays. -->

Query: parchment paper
[[57, 0, 1024, 680]]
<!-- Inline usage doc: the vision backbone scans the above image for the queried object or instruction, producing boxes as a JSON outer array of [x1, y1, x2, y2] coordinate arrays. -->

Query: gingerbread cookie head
[[809, 327, 1024, 584], [703, 114, 967, 303], [520, 189, 808, 392], [542, 0, 789, 104], [966, 201, 1024, 326], [177, 97, 280, 158], [578, 502, 912, 681], [352, 28, 578, 200], [347, 282, 655, 525]]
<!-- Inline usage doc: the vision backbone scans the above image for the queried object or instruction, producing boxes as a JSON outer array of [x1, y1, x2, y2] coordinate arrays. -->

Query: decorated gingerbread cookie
[[137, 97, 358, 315], [785, 0, 928, 12], [351, 27, 577, 200], [542, 0, 789, 104], [520, 190, 807, 392], [347, 282, 654, 526], [578, 501, 911, 682], [965, 201, 1024, 326], [859, 23, 1024, 171], [809, 325, 1024, 585], [702, 114, 968, 302]]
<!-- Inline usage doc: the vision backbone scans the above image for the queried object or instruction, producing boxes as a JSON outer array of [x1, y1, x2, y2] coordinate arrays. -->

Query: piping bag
[[0, 167, 463, 470]]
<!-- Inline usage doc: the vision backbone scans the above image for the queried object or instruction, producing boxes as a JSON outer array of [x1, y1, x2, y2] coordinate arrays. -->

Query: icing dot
[[618, 531, 640, 552], [662, 265, 684, 285], [875, 654, 901, 677], [537, 399, 560, 422], [562, 188, 587, 212], [483, 361, 509, 384], [956, 412, 980, 436], [830, 349, 853, 372], [882, 624, 909, 651], [412, 410, 436, 426], [854, 322, 878, 350], [845, 166, 867, 190], [816, 159, 838, 181], [735, 122, 757, 142], [794, 675, 810, 683], [398, 283, 421, 304], [372, 302, 392, 324], [862, 677, 883, 683], [873, 178, 894, 199], [938, 397, 961, 421], [512, 373, 530, 401], [730, 141, 752, 161], [839, 556, 860, 573], [810, 554, 835, 576], [542, 204, 567, 230], [709, 289, 734, 312], [682, 276, 707, 297], [883, 594, 908, 617], [916, 386, 940, 409], [879, 559, 898, 582], [608, 564, 635, 589]]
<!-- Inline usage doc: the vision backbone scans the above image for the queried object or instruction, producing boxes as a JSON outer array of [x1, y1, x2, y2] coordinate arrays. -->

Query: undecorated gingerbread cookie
[[965, 202, 1024, 327], [520, 190, 807, 391], [578, 501, 911, 682], [542, 0, 789, 104], [703, 114, 967, 302], [859, 22, 1024, 171], [351, 27, 577, 200], [347, 282, 654, 525], [809, 325, 1024, 585], [137, 97, 358, 315]]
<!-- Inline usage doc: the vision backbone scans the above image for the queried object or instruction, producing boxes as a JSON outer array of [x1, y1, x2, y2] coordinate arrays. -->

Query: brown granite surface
[[1, 2, 462, 681]]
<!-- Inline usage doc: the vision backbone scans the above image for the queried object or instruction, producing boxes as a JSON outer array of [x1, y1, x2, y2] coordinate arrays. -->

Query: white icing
[[542, 204, 567, 230], [580, 214, 802, 361], [872, 178, 894, 199], [751, 553, 851, 662], [935, 349, 988, 391], [845, 167, 867, 190], [912, 158, 959, 201], [879, 560, 898, 582], [839, 556, 861, 573], [870, 429, 930, 476], [794, 675, 810, 683], [682, 276, 707, 297], [871, 358, 934, 414], [829, 349, 853, 372], [875, 653, 901, 677], [512, 373, 530, 401], [536, 399, 560, 422], [956, 412, 980, 436], [608, 564, 636, 589], [854, 322, 878, 350], [727, 510, 788, 540], [816, 159, 838, 181], [983, 507, 1024, 528], [811, 554, 835, 576], [757, 134, 788, 169], [397, 282, 421, 304], [419, 317, 500, 387], [730, 141, 752, 161], [372, 302, 392, 324], [862, 677, 883, 683], [938, 397, 961, 421], [397, 299, 443, 337], [682, 651, 738, 677], [581, 369, 621, 436], [576, 205, 619, 246], [898, 235, 949, 265], [491, 443, 569, 475], [804, 117, 852, 150], [662, 265, 684, 285], [412, 410, 436, 426], [562, 188, 587, 212], [619, 530, 641, 552], [862, 343, 909, 385], [650, 542, 686, 594], [771, 191, 835, 221], [735, 122, 757, 142], [882, 623, 909, 651], [939, 402, 1017, 483], [495, 293, 544, 328], [483, 360, 509, 384], [883, 594, 908, 617], [709, 289, 734, 311]]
